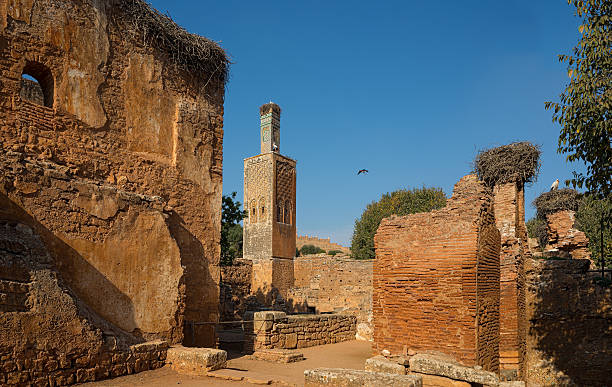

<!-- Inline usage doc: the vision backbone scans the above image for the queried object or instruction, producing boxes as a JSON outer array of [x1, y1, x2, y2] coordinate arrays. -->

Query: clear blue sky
[[150, 0, 585, 246]]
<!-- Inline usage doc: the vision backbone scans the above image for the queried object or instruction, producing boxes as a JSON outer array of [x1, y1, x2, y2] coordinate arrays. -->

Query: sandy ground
[[81, 340, 372, 387]]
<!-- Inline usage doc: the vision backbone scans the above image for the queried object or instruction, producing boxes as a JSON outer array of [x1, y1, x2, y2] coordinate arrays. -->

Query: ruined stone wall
[[525, 258, 611, 386], [373, 175, 500, 372], [246, 311, 356, 352], [545, 210, 591, 260], [0, 219, 168, 386], [296, 235, 350, 254], [288, 254, 372, 334], [220, 260, 253, 321], [0, 0, 225, 350], [493, 182, 527, 379]]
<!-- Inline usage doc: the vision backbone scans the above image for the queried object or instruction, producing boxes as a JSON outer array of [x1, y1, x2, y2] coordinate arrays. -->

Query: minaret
[[243, 103, 296, 299]]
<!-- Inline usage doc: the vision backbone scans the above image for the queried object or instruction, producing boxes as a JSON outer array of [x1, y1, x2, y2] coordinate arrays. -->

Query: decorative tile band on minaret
[[260, 102, 281, 154], [244, 102, 297, 301]]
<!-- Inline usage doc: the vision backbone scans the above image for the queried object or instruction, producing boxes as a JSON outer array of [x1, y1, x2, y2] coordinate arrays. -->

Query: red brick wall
[[373, 175, 500, 372], [493, 183, 527, 378]]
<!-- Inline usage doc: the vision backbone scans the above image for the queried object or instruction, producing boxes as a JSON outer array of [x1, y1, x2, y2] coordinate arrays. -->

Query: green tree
[[575, 194, 612, 267], [300, 244, 325, 255], [545, 0, 612, 198], [220, 192, 246, 266], [351, 187, 447, 260]]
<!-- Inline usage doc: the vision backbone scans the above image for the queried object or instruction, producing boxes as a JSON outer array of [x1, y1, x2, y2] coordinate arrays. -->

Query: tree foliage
[[545, 0, 612, 198], [350, 187, 447, 260], [575, 194, 612, 267], [221, 192, 246, 266], [300, 244, 325, 255], [526, 217, 548, 248]]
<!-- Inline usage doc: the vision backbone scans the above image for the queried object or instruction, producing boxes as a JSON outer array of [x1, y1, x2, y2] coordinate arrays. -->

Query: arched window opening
[[20, 61, 54, 108], [250, 200, 257, 223], [284, 200, 291, 225], [277, 202, 283, 223], [259, 197, 266, 221]]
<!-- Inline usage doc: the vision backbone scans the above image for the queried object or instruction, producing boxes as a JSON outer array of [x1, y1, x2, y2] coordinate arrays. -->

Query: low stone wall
[[525, 258, 611, 386], [1, 340, 168, 386], [246, 311, 356, 352]]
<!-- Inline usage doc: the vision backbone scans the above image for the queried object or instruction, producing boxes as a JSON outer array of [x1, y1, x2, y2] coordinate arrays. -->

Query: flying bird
[[357, 169, 369, 175], [550, 179, 559, 191]]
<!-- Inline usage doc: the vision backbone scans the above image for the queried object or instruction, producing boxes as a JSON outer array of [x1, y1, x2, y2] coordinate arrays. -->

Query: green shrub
[[300, 244, 325, 255], [327, 250, 343, 256], [575, 194, 612, 268], [526, 217, 548, 248], [351, 187, 447, 260]]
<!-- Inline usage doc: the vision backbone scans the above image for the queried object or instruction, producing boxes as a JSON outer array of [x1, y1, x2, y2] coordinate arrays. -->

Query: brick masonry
[[373, 175, 501, 372], [525, 258, 611, 386], [493, 182, 528, 379]]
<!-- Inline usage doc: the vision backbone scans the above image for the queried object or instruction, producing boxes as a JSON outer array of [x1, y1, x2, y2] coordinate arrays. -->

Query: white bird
[[550, 179, 559, 191], [272, 142, 278, 152]]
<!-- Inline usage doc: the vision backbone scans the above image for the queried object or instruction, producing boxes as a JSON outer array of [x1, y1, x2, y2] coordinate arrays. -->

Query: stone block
[[413, 373, 470, 387], [409, 354, 498, 385], [364, 355, 406, 375], [166, 346, 227, 374], [304, 368, 422, 387], [252, 349, 304, 363], [285, 333, 298, 349]]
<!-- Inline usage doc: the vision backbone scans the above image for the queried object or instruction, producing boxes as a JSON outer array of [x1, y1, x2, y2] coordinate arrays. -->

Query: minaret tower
[[243, 103, 296, 298]]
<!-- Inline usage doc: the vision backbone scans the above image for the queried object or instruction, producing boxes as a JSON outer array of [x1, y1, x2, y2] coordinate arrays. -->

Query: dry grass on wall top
[[474, 142, 541, 187], [534, 188, 581, 218], [114, 0, 230, 84]]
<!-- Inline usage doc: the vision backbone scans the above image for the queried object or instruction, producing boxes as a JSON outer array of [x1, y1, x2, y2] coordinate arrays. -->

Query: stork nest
[[473, 142, 541, 187], [259, 102, 281, 116], [533, 188, 581, 219], [114, 0, 229, 85]]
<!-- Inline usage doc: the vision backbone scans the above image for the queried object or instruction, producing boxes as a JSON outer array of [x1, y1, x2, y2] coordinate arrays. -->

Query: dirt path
[[81, 340, 372, 387]]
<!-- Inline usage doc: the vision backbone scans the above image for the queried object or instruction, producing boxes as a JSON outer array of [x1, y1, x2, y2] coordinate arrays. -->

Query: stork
[[550, 179, 559, 191]]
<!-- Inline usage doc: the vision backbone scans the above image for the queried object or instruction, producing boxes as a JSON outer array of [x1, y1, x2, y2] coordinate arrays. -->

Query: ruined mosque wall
[[373, 175, 501, 373], [0, 0, 226, 350]]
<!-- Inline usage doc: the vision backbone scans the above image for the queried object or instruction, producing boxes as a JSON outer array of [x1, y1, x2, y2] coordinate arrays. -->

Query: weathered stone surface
[[499, 382, 525, 387], [246, 312, 356, 353], [288, 254, 372, 338], [544, 210, 591, 260], [364, 355, 406, 375], [252, 349, 304, 363], [166, 346, 227, 374], [304, 368, 422, 387], [0, 0, 227, 384], [409, 354, 498, 385], [413, 373, 470, 387]]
